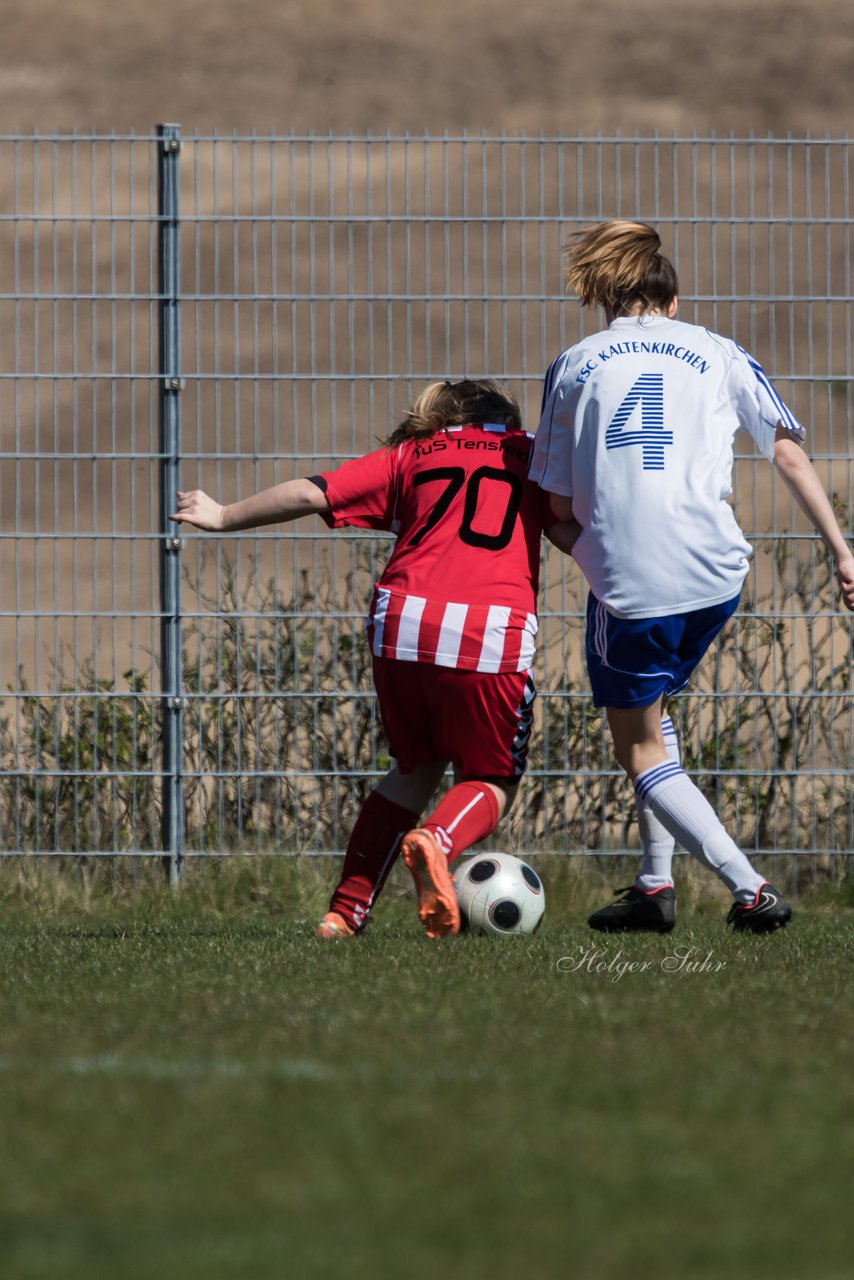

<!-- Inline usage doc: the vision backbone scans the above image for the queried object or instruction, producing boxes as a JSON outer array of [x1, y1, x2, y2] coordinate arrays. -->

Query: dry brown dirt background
[[2, 0, 853, 664], [0, 1, 852, 851], [2, 0, 853, 136], [2, 1, 852, 591]]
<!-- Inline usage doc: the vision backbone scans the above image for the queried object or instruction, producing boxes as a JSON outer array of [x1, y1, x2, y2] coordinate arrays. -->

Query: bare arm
[[543, 491, 583, 557], [170, 477, 332, 532], [773, 426, 854, 611], [545, 517, 583, 557]]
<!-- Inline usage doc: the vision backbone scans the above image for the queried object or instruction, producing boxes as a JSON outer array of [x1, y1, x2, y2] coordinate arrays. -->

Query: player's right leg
[[608, 699, 791, 933], [401, 778, 519, 939], [585, 592, 790, 933], [400, 828, 461, 939], [400, 665, 535, 937]]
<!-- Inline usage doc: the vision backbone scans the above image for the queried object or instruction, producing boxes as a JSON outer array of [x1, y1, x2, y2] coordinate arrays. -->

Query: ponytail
[[564, 219, 678, 315]]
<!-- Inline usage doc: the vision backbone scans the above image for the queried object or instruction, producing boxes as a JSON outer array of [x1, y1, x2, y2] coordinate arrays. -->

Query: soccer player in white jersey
[[173, 379, 573, 939], [530, 220, 854, 934]]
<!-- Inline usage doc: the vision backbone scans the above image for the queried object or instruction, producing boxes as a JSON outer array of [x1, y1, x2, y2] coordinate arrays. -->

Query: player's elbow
[[297, 477, 332, 512], [773, 437, 809, 480], [547, 492, 575, 523], [546, 519, 582, 557]]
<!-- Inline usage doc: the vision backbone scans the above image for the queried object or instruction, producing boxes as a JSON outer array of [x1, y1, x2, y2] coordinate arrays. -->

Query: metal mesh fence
[[1, 131, 852, 873]]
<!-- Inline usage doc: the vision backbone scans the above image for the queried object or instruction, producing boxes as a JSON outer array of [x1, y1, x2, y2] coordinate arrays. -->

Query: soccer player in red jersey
[[172, 379, 576, 938]]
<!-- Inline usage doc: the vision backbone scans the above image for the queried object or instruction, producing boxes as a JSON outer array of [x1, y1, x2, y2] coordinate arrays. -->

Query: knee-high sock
[[634, 763, 765, 902], [329, 791, 419, 930], [422, 782, 500, 863], [635, 714, 680, 892]]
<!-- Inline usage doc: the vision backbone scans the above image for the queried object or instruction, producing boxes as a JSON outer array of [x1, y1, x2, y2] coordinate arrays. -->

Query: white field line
[[0, 1054, 499, 1084]]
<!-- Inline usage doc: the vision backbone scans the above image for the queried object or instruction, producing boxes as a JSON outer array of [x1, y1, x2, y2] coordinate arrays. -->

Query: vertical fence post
[[157, 122, 184, 883]]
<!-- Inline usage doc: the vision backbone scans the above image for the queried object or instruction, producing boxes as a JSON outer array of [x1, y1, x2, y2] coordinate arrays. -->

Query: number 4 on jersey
[[604, 373, 673, 471]]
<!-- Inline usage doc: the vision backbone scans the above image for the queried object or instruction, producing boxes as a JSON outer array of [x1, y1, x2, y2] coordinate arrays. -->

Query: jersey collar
[[609, 315, 673, 330]]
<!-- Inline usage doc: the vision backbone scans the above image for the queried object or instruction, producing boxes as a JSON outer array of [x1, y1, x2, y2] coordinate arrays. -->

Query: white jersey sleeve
[[528, 351, 577, 496], [718, 337, 806, 461]]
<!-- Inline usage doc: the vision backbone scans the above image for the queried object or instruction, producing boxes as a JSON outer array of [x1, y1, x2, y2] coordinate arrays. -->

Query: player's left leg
[[589, 708, 681, 933], [317, 760, 446, 939], [587, 695, 677, 933], [635, 711, 679, 892]]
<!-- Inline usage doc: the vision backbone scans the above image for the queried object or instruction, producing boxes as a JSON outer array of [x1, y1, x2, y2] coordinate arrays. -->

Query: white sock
[[635, 715, 679, 893], [634, 763, 765, 902]]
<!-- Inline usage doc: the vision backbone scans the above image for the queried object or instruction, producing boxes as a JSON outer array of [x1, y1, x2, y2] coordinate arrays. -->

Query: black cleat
[[588, 884, 676, 934], [726, 882, 792, 933]]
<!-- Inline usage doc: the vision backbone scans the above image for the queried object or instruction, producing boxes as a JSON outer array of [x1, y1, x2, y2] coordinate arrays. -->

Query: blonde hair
[[564, 219, 678, 315], [387, 378, 522, 446]]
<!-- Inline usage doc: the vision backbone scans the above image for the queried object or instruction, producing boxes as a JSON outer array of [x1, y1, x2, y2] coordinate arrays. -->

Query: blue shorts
[[585, 591, 741, 709]]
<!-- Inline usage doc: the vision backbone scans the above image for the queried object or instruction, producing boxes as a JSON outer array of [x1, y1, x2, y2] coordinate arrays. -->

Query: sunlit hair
[[387, 378, 522, 446], [563, 219, 678, 316]]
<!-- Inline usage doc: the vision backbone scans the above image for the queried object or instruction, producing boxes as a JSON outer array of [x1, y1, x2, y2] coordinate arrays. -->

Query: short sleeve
[[528, 357, 575, 496], [316, 447, 398, 530], [729, 346, 806, 461]]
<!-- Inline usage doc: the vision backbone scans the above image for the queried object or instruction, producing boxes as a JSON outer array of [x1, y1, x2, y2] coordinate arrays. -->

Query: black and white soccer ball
[[454, 853, 545, 936]]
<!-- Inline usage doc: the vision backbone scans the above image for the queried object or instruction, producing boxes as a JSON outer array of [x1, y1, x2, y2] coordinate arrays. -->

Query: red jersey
[[316, 422, 553, 672]]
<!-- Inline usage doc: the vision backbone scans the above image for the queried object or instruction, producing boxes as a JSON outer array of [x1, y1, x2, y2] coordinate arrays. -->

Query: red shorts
[[372, 656, 536, 780]]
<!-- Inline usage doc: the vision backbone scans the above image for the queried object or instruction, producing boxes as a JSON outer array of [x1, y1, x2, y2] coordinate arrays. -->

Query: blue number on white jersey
[[604, 373, 673, 471]]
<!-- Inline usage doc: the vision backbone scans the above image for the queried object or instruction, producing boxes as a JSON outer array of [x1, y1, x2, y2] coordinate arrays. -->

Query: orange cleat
[[401, 829, 461, 938], [315, 911, 356, 940]]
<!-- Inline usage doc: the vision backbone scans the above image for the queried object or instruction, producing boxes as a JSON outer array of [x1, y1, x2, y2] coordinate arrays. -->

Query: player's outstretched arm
[[773, 429, 854, 612], [171, 478, 331, 532]]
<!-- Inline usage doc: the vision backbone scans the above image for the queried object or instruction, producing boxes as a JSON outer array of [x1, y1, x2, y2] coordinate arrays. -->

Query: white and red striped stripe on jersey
[[367, 586, 537, 674]]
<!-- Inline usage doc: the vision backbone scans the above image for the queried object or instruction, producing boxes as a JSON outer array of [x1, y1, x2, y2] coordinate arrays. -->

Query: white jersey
[[529, 315, 805, 618]]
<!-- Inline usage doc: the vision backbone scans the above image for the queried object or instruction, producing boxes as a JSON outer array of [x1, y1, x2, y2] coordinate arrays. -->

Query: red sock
[[421, 782, 500, 863], [328, 791, 418, 931]]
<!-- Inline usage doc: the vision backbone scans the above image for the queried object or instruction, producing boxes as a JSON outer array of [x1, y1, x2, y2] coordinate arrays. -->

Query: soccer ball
[[454, 853, 545, 936]]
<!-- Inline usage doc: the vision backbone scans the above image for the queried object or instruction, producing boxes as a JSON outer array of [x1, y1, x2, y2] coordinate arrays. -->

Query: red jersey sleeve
[[314, 447, 399, 530]]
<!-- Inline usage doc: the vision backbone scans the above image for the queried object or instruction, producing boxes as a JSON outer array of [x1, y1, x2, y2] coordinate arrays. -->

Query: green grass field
[[0, 858, 852, 1279]]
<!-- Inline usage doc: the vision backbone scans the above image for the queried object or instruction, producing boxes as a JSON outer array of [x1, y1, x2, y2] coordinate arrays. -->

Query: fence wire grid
[[0, 130, 852, 878]]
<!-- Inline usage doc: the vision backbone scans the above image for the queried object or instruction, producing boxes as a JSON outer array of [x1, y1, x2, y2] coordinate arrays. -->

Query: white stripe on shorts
[[595, 600, 610, 666]]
